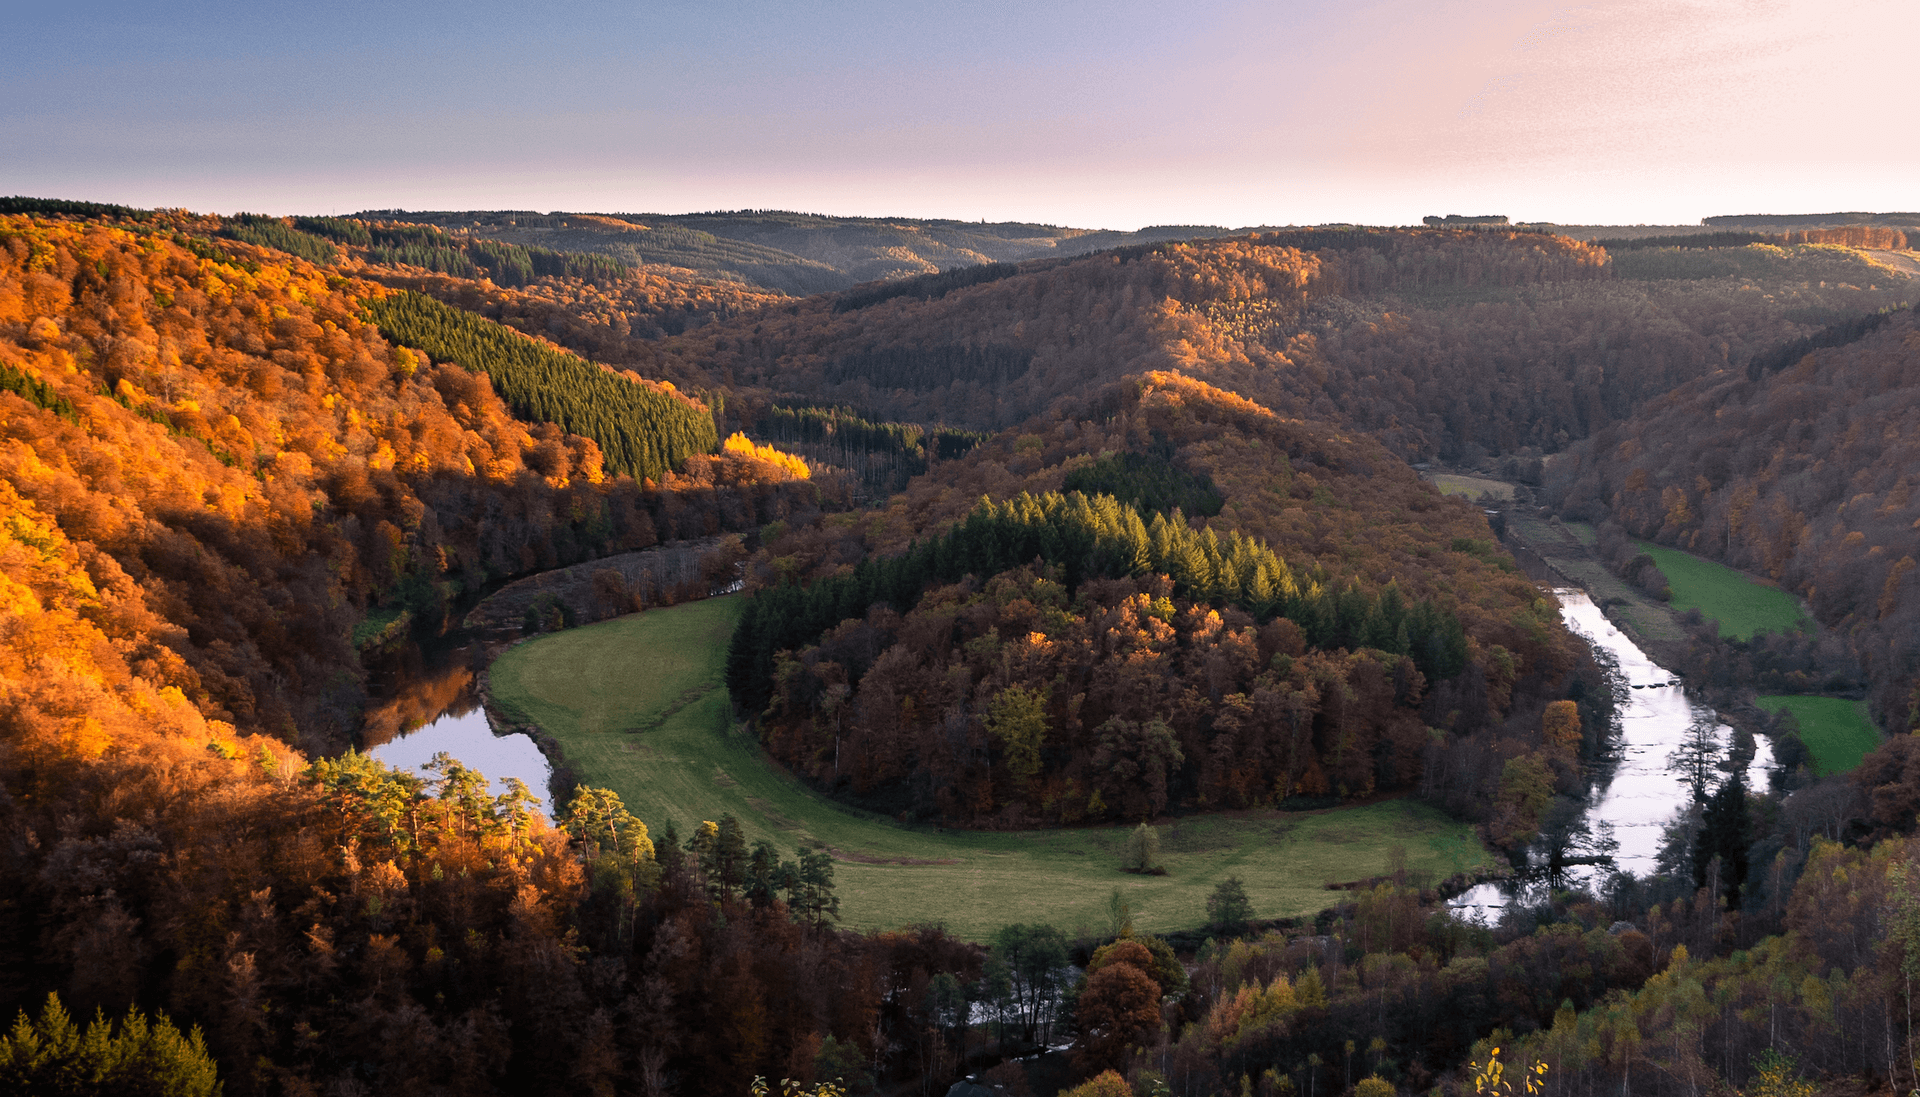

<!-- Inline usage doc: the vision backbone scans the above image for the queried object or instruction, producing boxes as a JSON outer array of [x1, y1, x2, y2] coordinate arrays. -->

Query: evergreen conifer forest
[[3, 198, 1920, 1097]]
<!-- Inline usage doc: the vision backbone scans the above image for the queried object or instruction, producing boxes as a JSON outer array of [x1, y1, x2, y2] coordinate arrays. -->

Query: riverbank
[[1496, 504, 1880, 778], [1500, 509, 1694, 664]]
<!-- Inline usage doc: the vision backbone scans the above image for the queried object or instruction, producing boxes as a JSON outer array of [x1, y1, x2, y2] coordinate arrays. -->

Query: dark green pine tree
[[1693, 774, 1750, 905]]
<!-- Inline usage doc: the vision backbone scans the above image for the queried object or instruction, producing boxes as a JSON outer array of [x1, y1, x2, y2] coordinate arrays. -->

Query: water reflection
[[1451, 589, 1773, 919], [369, 706, 552, 801], [361, 639, 553, 802]]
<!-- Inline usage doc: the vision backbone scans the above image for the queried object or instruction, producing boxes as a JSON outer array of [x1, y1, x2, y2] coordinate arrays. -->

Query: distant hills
[[1704, 211, 1920, 229], [353, 208, 1235, 294]]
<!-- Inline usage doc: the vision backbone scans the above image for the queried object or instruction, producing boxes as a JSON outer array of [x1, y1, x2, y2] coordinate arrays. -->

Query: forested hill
[[1547, 302, 1920, 730], [630, 226, 1913, 462], [735, 370, 1606, 834], [0, 213, 812, 755], [0, 210, 885, 1096]]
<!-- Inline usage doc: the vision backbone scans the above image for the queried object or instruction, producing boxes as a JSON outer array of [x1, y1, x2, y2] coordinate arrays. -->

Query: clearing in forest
[[1633, 542, 1808, 640], [488, 596, 1493, 941], [1428, 474, 1515, 502], [1755, 695, 1881, 775]]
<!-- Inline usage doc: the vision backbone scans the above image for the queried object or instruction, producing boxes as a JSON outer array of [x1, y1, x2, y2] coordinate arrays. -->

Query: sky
[[6, 0, 1917, 229]]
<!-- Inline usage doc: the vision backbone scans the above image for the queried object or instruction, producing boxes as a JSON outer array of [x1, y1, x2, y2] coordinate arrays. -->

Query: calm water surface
[[369, 705, 553, 801], [1451, 588, 1773, 916], [361, 639, 554, 803]]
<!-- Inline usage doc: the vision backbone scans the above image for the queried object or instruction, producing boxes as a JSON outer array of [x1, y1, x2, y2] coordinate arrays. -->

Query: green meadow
[[1429, 474, 1515, 501], [488, 596, 1493, 941], [1634, 541, 1808, 640], [1755, 695, 1882, 775]]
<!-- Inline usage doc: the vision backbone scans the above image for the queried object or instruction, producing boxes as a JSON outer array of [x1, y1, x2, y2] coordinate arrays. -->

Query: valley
[[3, 199, 1917, 1097]]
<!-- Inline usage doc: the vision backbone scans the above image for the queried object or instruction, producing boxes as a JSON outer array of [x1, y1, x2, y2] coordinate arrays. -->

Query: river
[[362, 641, 555, 804], [1451, 588, 1773, 917]]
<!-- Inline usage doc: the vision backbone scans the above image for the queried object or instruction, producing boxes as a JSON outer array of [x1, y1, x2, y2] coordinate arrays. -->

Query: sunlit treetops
[[721, 431, 810, 480]]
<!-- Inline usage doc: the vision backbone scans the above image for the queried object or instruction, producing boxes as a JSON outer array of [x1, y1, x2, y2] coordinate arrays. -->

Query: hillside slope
[[1547, 303, 1920, 729], [0, 214, 810, 752], [734, 370, 1608, 838], [628, 228, 1911, 465]]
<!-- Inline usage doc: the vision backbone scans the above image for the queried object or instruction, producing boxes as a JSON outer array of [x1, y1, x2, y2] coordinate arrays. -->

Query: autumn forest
[[2, 197, 1918, 1097]]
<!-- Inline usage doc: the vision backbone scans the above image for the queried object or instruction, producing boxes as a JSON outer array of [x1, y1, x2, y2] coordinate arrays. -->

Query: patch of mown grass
[[488, 596, 1494, 941], [1634, 542, 1808, 640], [1756, 695, 1882, 775], [1429, 474, 1514, 501]]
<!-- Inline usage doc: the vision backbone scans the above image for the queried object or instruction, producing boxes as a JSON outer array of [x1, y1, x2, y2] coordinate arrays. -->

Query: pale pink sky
[[6, 0, 1915, 227]]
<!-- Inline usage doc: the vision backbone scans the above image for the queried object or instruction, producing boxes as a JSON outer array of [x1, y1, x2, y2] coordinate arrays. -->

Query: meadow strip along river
[[364, 586, 1760, 925], [1451, 588, 1774, 917]]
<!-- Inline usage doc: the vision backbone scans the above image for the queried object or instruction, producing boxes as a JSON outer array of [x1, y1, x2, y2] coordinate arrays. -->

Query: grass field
[[1429, 474, 1515, 501], [1755, 695, 1882, 775], [488, 596, 1494, 941], [1634, 542, 1808, 640]]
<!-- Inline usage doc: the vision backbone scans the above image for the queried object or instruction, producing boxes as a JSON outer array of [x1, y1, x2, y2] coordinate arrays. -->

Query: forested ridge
[[625, 227, 1911, 466], [0, 214, 816, 752], [1548, 303, 1920, 732]]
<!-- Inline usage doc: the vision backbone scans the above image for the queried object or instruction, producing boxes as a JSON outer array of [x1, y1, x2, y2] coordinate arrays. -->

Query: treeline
[[1705, 210, 1920, 228], [0, 195, 155, 221], [364, 290, 718, 482], [1548, 304, 1920, 729], [761, 403, 987, 462], [221, 213, 339, 265], [1598, 227, 1914, 251], [1594, 231, 1776, 250], [1743, 300, 1913, 379], [358, 209, 853, 295], [280, 215, 640, 286], [730, 490, 1470, 712], [465, 238, 628, 286]]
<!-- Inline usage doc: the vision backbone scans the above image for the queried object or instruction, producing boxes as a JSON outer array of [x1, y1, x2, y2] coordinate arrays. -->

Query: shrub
[[1122, 822, 1163, 874]]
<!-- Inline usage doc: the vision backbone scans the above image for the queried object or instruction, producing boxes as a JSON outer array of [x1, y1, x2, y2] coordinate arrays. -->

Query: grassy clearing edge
[[1754, 695, 1881, 775], [1633, 541, 1807, 641]]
